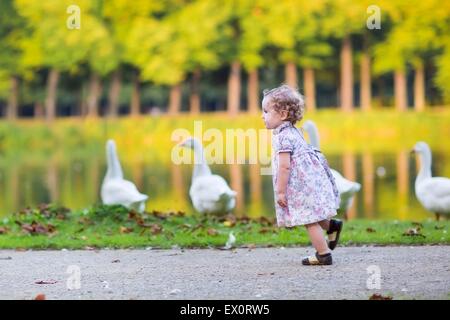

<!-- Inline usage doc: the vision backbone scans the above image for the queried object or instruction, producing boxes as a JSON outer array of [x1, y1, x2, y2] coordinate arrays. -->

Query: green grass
[[0, 204, 448, 249]]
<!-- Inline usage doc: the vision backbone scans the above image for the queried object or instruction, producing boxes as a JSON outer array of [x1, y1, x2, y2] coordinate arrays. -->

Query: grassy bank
[[0, 204, 448, 249]]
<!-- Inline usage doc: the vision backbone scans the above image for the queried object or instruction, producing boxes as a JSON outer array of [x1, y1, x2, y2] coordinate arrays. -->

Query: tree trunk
[[343, 152, 357, 220], [108, 70, 121, 118], [414, 63, 425, 111], [189, 68, 201, 114], [362, 153, 374, 218], [227, 60, 241, 116], [247, 69, 259, 114], [303, 67, 316, 112], [168, 83, 182, 115], [73, 84, 83, 116], [394, 70, 407, 111], [7, 75, 19, 120], [285, 61, 297, 89], [340, 35, 354, 111], [45, 69, 60, 122], [360, 35, 371, 111], [86, 73, 101, 118], [377, 77, 385, 106], [130, 71, 141, 116], [34, 101, 44, 119]]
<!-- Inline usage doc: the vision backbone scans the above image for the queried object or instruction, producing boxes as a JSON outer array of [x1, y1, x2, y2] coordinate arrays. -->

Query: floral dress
[[272, 121, 340, 227]]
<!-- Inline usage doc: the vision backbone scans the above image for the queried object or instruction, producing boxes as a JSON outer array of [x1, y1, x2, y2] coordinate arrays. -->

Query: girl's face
[[261, 97, 287, 129]]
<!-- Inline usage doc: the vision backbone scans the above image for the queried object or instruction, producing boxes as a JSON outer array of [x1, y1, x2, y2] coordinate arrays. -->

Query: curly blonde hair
[[263, 84, 305, 124]]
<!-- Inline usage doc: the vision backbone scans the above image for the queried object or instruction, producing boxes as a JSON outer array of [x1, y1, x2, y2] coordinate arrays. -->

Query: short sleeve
[[277, 132, 295, 154]]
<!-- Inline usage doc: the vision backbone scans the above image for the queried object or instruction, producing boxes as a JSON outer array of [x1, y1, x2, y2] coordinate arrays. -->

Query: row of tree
[[0, 0, 449, 120]]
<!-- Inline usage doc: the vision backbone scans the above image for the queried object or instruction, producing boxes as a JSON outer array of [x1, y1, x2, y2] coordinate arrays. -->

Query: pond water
[[1, 147, 448, 220]]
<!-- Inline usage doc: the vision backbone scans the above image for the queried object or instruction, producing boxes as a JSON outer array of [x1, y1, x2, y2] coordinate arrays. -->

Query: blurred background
[[0, 0, 449, 220]]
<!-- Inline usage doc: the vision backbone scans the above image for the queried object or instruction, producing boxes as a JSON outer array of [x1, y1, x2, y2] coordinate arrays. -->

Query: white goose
[[179, 137, 237, 215], [302, 120, 361, 213], [101, 140, 148, 212], [412, 141, 450, 220]]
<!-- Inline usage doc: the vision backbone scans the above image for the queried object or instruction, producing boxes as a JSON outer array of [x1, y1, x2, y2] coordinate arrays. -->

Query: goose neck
[[192, 144, 211, 179], [416, 150, 432, 184]]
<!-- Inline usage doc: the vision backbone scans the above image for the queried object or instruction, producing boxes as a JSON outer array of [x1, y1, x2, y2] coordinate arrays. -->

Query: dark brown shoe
[[302, 252, 332, 265], [327, 219, 343, 250]]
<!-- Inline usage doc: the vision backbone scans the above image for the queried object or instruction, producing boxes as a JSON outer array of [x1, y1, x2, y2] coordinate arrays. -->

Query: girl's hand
[[277, 192, 287, 207]]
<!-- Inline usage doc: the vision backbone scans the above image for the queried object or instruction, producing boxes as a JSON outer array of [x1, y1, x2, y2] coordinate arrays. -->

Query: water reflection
[[362, 153, 374, 218], [0, 149, 448, 220]]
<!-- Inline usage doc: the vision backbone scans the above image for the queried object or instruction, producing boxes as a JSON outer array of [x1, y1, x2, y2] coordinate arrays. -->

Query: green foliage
[[435, 40, 450, 103], [0, 0, 449, 106]]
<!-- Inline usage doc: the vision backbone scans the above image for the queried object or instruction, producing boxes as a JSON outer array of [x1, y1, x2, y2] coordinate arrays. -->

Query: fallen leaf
[[237, 217, 251, 224], [257, 272, 275, 276], [150, 210, 168, 220], [150, 224, 163, 235], [119, 226, 133, 234], [56, 214, 66, 220], [78, 217, 93, 225], [18, 221, 56, 235], [35, 280, 57, 285], [369, 293, 393, 300], [258, 216, 274, 226], [0, 227, 8, 234], [412, 222, 424, 228], [223, 220, 235, 228], [128, 212, 138, 220], [111, 259, 120, 263], [402, 228, 426, 237], [190, 224, 204, 233], [259, 227, 272, 234], [247, 244, 256, 250], [207, 228, 218, 236], [366, 227, 376, 233], [34, 294, 46, 300]]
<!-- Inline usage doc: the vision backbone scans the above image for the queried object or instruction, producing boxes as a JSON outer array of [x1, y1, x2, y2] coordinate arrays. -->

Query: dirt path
[[0, 246, 449, 300]]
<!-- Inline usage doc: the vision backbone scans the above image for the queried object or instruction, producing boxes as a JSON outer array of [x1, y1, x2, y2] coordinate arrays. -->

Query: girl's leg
[[305, 223, 330, 255], [318, 219, 330, 231]]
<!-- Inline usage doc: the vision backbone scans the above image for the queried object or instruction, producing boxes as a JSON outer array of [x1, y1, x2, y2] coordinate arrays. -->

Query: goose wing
[[418, 177, 450, 198], [331, 169, 361, 194], [101, 179, 148, 205], [417, 177, 450, 213], [190, 175, 234, 202]]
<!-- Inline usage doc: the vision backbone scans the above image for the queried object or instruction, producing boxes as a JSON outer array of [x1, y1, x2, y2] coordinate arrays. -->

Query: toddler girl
[[262, 84, 343, 265]]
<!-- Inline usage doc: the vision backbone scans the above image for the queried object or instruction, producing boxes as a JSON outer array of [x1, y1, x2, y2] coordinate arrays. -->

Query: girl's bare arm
[[276, 152, 291, 207]]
